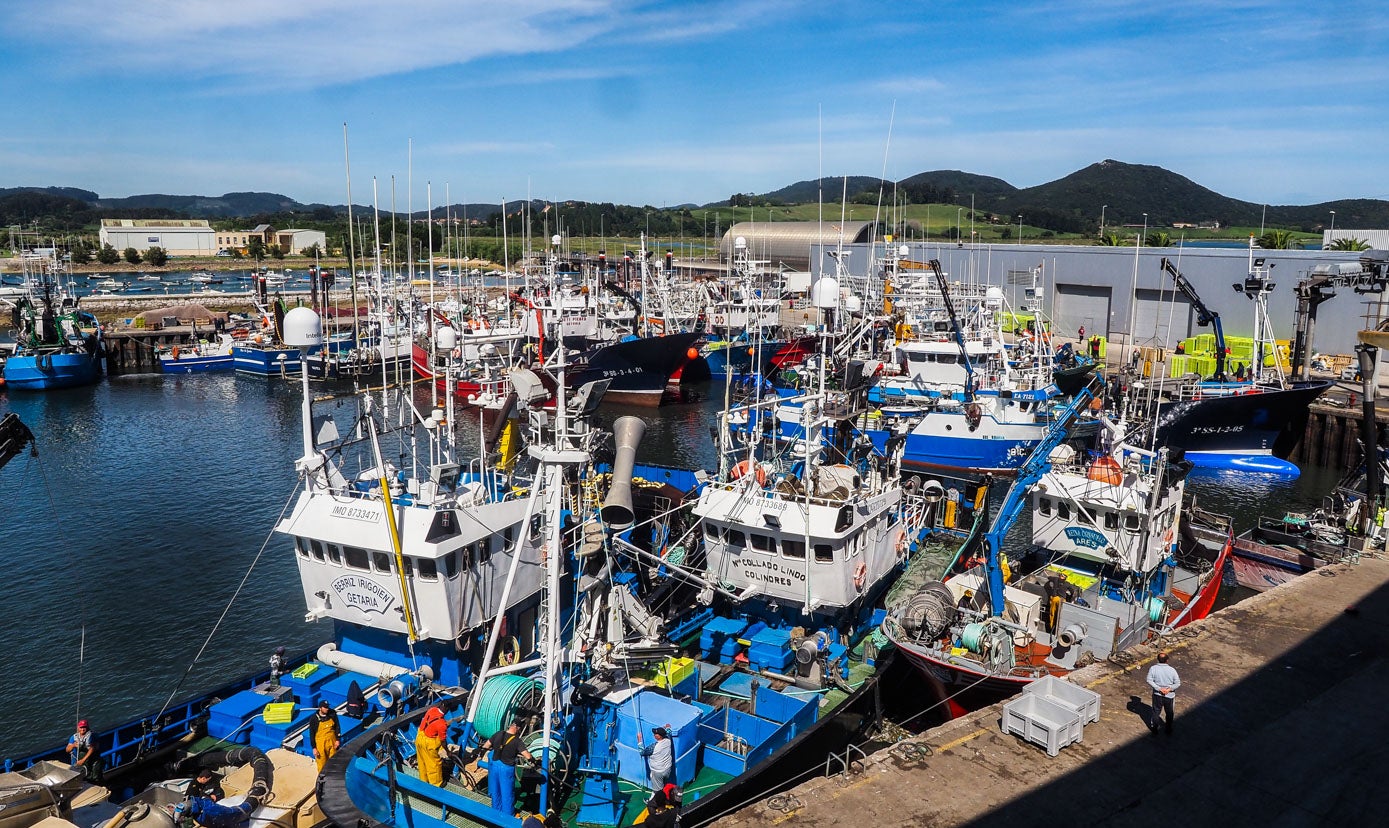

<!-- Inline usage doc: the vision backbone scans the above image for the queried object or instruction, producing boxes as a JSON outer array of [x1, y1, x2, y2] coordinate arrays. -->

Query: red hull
[[896, 531, 1232, 703]]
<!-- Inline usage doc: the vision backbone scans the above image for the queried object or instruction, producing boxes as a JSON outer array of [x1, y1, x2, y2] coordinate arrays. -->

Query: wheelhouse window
[[813, 543, 833, 563], [1124, 513, 1141, 532], [1104, 511, 1119, 530], [782, 539, 806, 559], [725, 529, 746, 549], [444, 550, 459, 579], [1078, 508, 1094, 526], [1057, 502, 1071, 520], [344, 546, 370, 570], [296, 537, 310, 558], [750, 534, 775, 554], [1039, 498, 1052, 516], [705, 523, 720, 541], [310, 539, 326, 562], [415, 557, 438, 581], [372, 551, 393, 573], [325, 544, 343, 566]]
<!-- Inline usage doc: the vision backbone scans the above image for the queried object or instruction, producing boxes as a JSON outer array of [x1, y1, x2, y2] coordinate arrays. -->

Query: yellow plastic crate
[[291, 663, 319, 680], [262, 702, 296, 724], [655, 657, 696, 690]]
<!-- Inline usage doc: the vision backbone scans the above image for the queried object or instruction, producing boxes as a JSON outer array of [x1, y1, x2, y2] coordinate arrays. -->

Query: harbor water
[[0, 375, 1344, 758]]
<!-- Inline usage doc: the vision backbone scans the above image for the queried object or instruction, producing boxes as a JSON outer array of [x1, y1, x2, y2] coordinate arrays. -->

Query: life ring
[[853, 561, 868, 589], [731, 460, 767, 486], [497, 636, 521, 667]]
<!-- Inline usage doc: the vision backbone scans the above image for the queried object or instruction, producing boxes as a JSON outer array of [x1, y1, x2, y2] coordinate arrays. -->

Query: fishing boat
[[156, 334, 236, 373], [2, 258, 105, 390], [1128, 248, 1331, 475], [305, 282, 940, 828], [883, 396, 1231, 698]]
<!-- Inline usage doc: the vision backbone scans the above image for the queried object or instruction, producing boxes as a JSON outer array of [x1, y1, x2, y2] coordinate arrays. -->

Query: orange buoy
[[1086, 455, 1123, 484], [731, 459, 767, 486], [686, 347, 699, 360]]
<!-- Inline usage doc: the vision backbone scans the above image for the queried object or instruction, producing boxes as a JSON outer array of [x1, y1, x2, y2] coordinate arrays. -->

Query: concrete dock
[[716, 556, 1389, 827]]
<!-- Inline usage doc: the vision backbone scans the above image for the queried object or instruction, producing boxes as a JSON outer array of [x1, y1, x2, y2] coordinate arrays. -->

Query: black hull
[[1152, 380, 1331, 458], [572, 331, 702, 407]]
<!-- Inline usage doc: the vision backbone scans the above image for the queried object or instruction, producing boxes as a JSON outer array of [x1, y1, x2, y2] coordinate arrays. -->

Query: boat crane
[[1289, 250, 1389, 381], [899, 257, 978, 400], [1160, 256, 1230, 381], [976, 379, 1100, 617]]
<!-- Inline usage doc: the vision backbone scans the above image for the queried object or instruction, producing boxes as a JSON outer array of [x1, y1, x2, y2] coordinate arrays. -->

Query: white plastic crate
[[1001, 693, 1083, 757], [1024, 674, 1101, 724]]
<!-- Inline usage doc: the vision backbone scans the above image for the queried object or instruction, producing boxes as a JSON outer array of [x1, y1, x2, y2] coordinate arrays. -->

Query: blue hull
[[2, 352, 102, 390], [232, 346, 303, 375], [159, 354, 234, 373]]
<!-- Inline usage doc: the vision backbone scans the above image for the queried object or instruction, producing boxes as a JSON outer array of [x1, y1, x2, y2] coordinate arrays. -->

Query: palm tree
[[1097, 232, 1124, 246], [1256, 229, 1302, 249], [1328, 237, 1371, 251], [1145, 231, 1174, 247]]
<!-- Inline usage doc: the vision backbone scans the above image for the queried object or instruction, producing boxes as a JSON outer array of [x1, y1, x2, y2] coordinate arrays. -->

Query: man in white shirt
[[1146, 651, 1181, 735]]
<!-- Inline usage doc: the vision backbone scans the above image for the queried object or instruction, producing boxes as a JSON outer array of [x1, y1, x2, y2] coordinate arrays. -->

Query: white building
[[100, 219, 215, 256], [275, 228, 327, 255], [1323, 229, 1389, 249]]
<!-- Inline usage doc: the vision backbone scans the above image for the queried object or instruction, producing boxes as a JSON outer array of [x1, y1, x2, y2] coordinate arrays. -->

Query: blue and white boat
[[157, 334, 235, 373], [2, 258, 104, 391]]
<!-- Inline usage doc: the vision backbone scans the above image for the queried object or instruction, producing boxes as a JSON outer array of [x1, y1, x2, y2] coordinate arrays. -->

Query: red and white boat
[[883, 423, 1231, 698]]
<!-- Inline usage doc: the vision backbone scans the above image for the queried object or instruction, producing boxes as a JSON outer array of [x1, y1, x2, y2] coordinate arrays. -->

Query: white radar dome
[[282, 307, 323, 348], [436, 325, 458, 350], [810, 276, 840, 309]]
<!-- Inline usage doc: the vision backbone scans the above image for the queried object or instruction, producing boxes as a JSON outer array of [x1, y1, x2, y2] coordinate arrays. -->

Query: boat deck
[[715, 556, 1389, 827]]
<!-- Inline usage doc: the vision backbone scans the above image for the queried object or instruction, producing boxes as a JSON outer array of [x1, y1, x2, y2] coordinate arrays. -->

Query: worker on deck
[[309, 701, 340, 771], [482, 719, 535, 818], [415, 705, 448, 785], [639, 726, 674, 794]]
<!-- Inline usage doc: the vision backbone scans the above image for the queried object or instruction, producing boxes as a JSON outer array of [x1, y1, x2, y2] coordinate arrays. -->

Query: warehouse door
[[1053, 284, 1112, 339], [1132, 289, 1193, 348]]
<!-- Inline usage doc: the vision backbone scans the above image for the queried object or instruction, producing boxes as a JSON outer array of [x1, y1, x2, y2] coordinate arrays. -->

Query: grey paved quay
[[716, 557, 1389, 828]]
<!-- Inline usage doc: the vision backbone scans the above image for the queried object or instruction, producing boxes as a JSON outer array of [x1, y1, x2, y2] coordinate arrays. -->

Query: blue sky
[[3, 0, 1385, 210]]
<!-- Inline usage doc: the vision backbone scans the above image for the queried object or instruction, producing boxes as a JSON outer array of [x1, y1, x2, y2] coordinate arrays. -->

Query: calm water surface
[[0, 377, 1343, 756]]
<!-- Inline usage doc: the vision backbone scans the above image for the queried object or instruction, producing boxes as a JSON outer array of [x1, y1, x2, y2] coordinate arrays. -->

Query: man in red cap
[[66, 720, 102, 782]]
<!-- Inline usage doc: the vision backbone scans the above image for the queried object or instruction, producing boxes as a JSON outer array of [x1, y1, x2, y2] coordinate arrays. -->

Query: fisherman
[[309, 701, 341, 771], [66, 719, 102, 782], [638, 725, 674, 794], [1146, 651, 1181, 734], [639, 787, 678, 827], [415, 705, 448, 785], [268, 646, 287, 688], [187, 768, 225, 802], [481, 719, 534, 817]]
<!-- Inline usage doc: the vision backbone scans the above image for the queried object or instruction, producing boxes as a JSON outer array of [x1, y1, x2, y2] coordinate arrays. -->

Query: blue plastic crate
[[699, 617, 749, 662], [207, 689, 273, 743]]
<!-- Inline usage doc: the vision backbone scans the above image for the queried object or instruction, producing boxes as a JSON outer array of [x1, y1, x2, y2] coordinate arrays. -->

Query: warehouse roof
[[719, 220, 876, 270]]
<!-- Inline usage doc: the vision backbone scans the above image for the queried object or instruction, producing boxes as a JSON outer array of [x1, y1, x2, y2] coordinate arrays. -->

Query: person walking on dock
[[1147, 651, 1180, 734]]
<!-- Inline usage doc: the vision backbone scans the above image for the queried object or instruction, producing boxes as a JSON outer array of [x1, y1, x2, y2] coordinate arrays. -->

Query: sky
[[2, 0, 1386, 210]]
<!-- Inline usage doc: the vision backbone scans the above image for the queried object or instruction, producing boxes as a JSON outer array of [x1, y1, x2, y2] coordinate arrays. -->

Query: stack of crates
[[746, 627, 793, 672], [1001, 675, 1101, 757], [700, 617, 749, 663]]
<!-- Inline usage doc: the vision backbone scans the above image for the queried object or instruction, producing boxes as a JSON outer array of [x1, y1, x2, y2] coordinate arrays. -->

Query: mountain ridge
[[3, 160, 1386, 232]]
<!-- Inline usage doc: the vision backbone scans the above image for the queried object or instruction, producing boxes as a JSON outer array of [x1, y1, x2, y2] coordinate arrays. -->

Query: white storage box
[[1001, 693, 1083, 757], [1024, 674, 1101, 724]]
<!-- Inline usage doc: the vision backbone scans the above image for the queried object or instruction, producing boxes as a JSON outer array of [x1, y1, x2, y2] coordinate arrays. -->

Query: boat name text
[[331, 575, 396, 615]]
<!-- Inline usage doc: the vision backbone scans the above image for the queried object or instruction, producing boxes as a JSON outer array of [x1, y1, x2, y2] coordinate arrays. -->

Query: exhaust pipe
[[600, 416, 647, 527]]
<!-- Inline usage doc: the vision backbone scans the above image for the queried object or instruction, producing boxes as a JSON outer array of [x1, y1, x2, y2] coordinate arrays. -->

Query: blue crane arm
[[1161, 257, 1228, 380], [928, 259, 976, 399], [981, 382, 1098, 616]]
